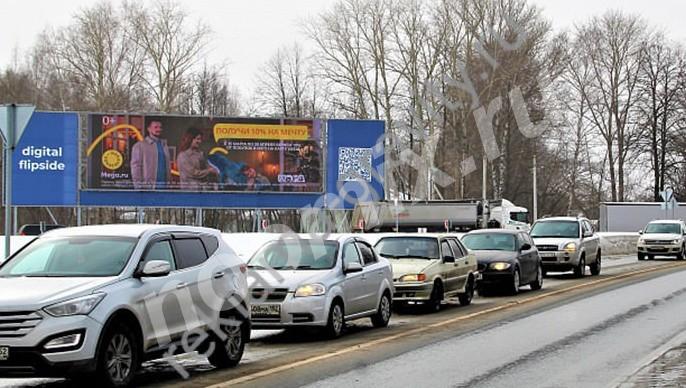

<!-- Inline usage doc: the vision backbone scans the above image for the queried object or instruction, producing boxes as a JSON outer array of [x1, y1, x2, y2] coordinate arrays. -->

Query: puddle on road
[[620, 343, 686, 387]]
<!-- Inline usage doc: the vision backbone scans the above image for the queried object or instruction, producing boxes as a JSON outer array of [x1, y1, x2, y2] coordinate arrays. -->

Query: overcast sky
[[2, 0, 685, 95]]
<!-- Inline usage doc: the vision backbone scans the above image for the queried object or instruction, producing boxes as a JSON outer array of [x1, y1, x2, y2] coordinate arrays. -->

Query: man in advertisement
[[131, 120, 171, 190]]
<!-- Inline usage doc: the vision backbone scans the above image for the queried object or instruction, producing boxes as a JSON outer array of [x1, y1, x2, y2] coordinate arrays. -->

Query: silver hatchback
[[247, 234, 394, 338]]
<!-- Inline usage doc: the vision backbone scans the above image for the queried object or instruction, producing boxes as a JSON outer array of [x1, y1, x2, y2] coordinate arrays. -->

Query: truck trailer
[[352, 199, 529, 233]]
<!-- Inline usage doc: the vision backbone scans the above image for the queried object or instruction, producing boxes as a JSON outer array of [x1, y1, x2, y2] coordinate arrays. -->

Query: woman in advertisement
[[176, 128, 217, 191]]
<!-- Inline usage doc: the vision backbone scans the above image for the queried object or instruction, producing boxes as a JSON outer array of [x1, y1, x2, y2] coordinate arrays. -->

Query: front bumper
[[250, 293, 328, 329], [637, 243, 682, 255], [538, 251, 578, 271], [392, 281, 434, 301], [479, 270, 515, 287], [0, 315, 103, 377]]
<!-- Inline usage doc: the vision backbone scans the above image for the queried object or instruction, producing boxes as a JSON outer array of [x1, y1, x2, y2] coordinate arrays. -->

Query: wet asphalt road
[[309, 266, 686, 388], [3, 255, 686, 387]]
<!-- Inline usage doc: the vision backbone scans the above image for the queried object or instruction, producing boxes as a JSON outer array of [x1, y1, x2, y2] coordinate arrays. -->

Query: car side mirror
[[443, 255, 455, 263], [138, 260, 171, 277], [520, 243, 532, 251], [638, 230, 643, 235], [344, 262, 363, 274]]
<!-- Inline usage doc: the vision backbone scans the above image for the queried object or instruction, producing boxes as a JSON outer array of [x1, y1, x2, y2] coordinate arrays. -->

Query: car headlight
[[563, 242, 577, 254], [672, 239, 681, 245], [399, 274, 427, 282], [43, 293, 106, 317], [294, 283, 326, 297], [488, 262, 511, 271]]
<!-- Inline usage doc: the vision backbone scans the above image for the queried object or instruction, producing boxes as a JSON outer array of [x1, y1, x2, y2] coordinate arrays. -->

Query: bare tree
[[574, 11, 647, 201], [636, 34, 685, 200], [39, 1, 146, 111], [128, 0, 211, 113]]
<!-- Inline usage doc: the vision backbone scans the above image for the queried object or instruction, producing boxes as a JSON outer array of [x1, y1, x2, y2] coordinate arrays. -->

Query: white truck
[[352, 199, 530, 233]]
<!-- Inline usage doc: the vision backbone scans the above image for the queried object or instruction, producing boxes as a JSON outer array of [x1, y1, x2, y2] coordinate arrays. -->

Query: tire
[[638, 253, 645, 261], [648, 254, 655, 260], [458, 277, 475, 306], [678, 245, 685, 260], [324, 301, 345, 339], [427, 281, 444, 312], [96, 322, 140, 387], [208, 314, 248, 368], [508, 268, 521, 295], [371, 292, 392, 327], [590, 251, 601, 276], [574, 256, 586, 278], [542, 268, 548, 277], [530, 264, 543, 290]]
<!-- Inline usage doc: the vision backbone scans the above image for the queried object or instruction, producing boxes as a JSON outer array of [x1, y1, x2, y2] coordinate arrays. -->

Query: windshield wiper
[[247, 264, 267, 269]]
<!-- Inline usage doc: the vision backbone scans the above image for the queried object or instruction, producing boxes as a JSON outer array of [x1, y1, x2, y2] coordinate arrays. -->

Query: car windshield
[[462, 234, 516, 251], [248, 240, 338, 270], [644, 223, 681, 234], [0, 236, 137, 277], [375, 237, 439, 260], [530, 221, 580, 238]]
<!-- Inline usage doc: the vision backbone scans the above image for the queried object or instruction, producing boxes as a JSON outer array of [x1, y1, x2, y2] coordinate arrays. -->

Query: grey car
[[0, 224, 249, 387], [247, 234, 394, 338], [530, 216, 601, 277]]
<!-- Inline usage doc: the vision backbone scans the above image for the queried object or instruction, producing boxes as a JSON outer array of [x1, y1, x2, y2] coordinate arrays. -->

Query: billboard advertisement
[[12, 112, 78, 206], [85, 114, 323, 193]]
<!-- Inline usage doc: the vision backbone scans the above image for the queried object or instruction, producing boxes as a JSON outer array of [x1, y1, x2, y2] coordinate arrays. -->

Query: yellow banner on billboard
[[214, 123, 310, 141]]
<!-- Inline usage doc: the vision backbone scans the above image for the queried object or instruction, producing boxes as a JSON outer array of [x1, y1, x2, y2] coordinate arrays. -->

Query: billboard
[[12, 112, 78, 206], [85, 114, 323, 193]]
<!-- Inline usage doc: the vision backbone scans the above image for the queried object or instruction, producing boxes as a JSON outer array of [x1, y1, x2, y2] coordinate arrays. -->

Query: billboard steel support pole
[[4, 104, 15, 258]]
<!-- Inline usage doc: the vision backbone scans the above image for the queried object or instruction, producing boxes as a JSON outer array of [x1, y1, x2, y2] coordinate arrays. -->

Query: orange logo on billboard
[[102, 150, 124, 170], [213, 123, 309, 141]]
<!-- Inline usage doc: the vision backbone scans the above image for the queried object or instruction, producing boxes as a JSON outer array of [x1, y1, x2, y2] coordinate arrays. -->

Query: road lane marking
[[207, 262, 686, 387]]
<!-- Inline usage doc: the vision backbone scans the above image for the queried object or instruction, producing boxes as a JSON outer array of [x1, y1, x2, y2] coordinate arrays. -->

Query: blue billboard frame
[[10, 113, 385, 210]]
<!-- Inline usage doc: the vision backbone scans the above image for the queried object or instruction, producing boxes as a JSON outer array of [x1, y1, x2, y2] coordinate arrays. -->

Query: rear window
[[173, 238, 208, 269]]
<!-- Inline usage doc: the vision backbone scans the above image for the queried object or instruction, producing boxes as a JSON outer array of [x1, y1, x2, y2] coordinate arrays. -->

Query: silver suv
[[530, 217, 601, 278], [0, 224, 249, 387]]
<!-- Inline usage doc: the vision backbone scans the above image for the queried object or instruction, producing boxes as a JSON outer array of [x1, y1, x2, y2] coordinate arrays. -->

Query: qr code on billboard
[[338, 147, 372, 182]]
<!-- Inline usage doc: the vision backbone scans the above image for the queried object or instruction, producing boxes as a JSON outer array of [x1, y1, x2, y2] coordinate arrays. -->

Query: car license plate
[[251, 304, 280, 318], [0, 347, 8, 361], [540, 253, 555, 258]]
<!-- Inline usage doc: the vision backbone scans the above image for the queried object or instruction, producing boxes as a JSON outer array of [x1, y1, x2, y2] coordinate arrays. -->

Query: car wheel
[[427, 281, 443, 312], [530, 264, 543, 290], [324, 301, 345, 339], [508, 268, 521, 295], [96, 322, 140, 387], [542, 268, 548, 277], [638, 253, 645, 261], [208, 314, 248, 368], [371, 292, 392, 327], [648, 254, 655, 260], [574, 256, 586, 278], [678, 245, 685, 260], [590, 251, 601, 276], [458, 277, 475, 306]]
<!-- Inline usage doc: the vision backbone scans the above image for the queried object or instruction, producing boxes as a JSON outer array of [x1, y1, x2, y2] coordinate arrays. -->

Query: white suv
[[530, 217, 601, 278], [637, 220, 686, 260], [0, 224, 249, 387]]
